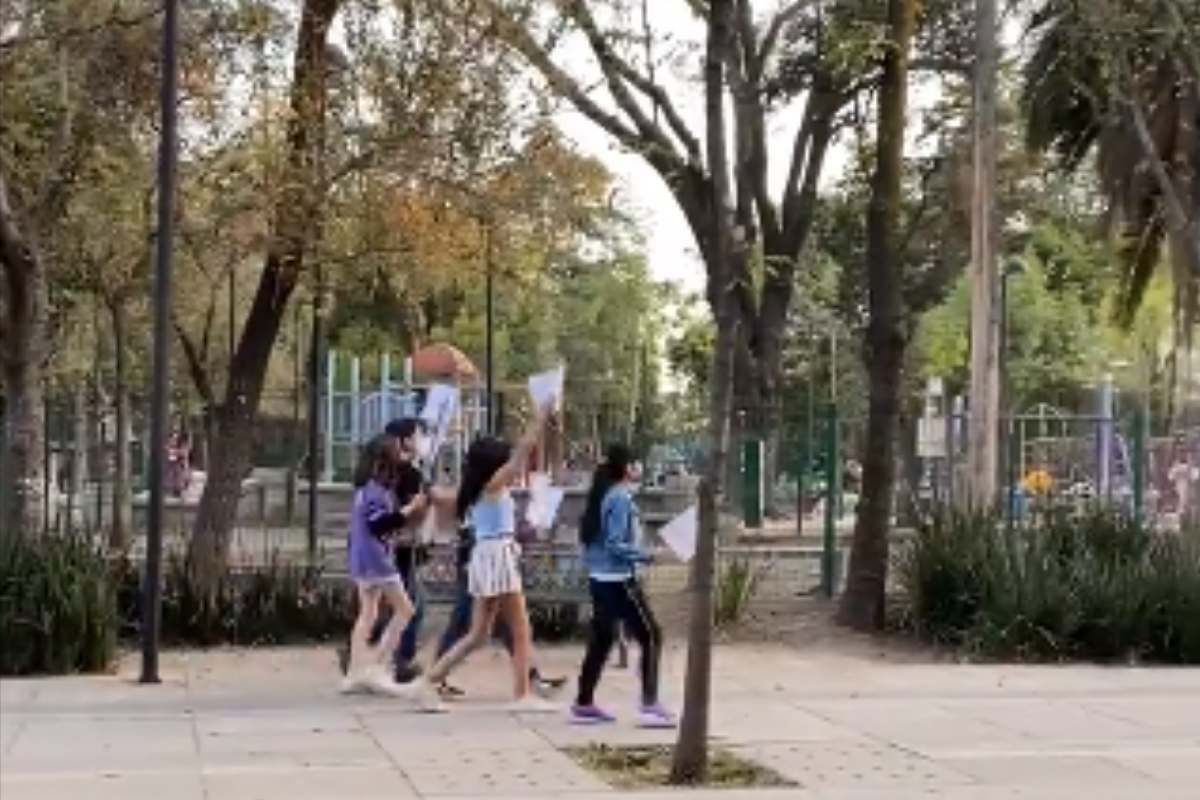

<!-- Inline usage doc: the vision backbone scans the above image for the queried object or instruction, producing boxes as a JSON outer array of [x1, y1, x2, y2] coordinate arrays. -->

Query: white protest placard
[[658, 505, 698, 562], [526, 472, 565, 529], [419, 383, 458, 461], [527, 365, 566, 411]]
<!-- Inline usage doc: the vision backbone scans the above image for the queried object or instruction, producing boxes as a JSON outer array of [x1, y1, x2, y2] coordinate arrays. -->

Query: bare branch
[[480, 0, 643, 153], [759, 0, 823, 69], [560, 0, 696, 167], [173, 316, 217, 409]]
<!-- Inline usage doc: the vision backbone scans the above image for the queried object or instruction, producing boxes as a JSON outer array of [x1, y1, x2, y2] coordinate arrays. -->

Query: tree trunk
[[837, 0, 916, 632], [68, 379, 89, 531], [0, 173, 48, 540], [670, 0, 736, 784], [185, 0, 342, 596], [109, 298, 132, 549]]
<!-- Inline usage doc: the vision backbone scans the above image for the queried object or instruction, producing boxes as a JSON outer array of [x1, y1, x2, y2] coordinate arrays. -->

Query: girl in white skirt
[[425, 406, 554, 711]]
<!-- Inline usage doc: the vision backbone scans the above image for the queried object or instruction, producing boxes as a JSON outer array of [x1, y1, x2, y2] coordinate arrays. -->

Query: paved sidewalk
[[2, 643, 1198, 800]]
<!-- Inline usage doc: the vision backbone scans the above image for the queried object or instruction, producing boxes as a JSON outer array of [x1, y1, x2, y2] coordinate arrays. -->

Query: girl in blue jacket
[[571, 444, 675, 728]]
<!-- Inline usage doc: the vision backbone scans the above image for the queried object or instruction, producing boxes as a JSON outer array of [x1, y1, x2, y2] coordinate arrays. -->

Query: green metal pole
[[821, 403, 840, 598], [798, 381, 815, 531], [1131, 408, 1146, 524]]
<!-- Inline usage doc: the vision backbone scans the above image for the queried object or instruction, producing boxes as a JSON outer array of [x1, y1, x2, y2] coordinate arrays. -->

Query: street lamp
[[483, 219, 496, 435], [139, 0, 181, 685], [998, 257, 1025, 516]]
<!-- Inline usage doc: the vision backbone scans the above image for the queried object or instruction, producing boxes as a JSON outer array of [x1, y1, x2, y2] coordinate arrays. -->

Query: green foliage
[[714, 558, 762, 628], [914, 258, 1098, 405], [115, 554, 355, 647], [894, 509, 1200, 663], [0, 533, 119, 676]]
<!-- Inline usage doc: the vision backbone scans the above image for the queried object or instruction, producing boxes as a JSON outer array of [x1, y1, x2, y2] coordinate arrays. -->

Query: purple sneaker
[[569, 703, 616, 725], [637, 703, 677, 729]]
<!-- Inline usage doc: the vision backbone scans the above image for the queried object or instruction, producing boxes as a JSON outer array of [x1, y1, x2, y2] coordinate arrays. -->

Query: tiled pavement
[[1, 643, 1197, 799]]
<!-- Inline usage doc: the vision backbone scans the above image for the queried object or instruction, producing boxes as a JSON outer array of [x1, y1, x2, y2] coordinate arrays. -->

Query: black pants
[[576, 578, 661, 707]]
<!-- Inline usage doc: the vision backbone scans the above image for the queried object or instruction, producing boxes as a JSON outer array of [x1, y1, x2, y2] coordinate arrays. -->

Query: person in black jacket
[[338, 418, 430, 683]]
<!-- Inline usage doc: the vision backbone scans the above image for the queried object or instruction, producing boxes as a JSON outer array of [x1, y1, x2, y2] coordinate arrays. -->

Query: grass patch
[[568, 744, 796, 790]]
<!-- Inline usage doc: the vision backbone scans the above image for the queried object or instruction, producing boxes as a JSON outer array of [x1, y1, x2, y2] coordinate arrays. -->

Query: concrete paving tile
[[713, 700, 867, 743], [196, 728, 389, 770], [202, 765, 418, 799], [946, 700, 1153, 742], [195, 709, 362, 736], [0, 772, 205, 800], [937, 754, 1155, 787], [732, 740, 974, 789], [1114, 754, 1200, 784], [395, 746, 608, 795], [802, 699, 1028, 749]]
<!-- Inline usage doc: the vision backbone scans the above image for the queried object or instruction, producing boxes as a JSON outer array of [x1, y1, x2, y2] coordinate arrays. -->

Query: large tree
[[835, 0, 917, 630], [472, 0, 872, 492]]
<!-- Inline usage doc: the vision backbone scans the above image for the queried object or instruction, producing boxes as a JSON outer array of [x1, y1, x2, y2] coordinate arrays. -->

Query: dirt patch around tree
[[568, 743, 797, 790], [652, 592, 947, 664]]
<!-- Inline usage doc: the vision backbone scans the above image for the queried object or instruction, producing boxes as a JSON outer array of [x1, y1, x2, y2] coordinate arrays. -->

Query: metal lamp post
[[483, 220, 496, 435], [139, 0, 181, 685]]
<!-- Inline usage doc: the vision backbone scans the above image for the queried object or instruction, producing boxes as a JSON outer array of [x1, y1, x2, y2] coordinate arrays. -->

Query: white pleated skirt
[[467, 537, 523, 598]]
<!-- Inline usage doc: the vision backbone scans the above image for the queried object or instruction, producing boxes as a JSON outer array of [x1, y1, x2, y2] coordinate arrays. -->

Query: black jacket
[[392, 460, 428, 581]]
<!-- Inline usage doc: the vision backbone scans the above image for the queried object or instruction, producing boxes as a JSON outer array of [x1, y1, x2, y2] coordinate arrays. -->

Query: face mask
[[409, 433, 430, 460]]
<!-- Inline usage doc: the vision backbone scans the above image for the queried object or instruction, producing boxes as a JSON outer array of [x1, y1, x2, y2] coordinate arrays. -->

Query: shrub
[[0, 533, 119, 676], [117, 552, 356, 647], [894, 509, 1200, 664]]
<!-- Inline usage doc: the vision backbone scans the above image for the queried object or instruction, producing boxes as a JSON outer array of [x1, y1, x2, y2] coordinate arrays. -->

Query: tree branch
[[173, 316, 216, 409], [480, 0, 642, 154], [561, 0, 696, 168]]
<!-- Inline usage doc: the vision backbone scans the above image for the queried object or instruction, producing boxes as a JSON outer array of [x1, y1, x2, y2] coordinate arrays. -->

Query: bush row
[[0, 534, 583, 676], [893, 509, 1200, 664]]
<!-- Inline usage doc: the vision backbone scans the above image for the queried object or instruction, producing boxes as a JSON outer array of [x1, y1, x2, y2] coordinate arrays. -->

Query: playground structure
[[320, 346, 494, 482], [913, 377, 1200, 522], [320, 345, 580, 483]]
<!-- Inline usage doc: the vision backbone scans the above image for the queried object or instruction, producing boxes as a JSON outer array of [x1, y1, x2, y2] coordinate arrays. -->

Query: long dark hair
[[352, 434, 398, 488], [455, 436, 513, 521], [580, 443, 634, 545]]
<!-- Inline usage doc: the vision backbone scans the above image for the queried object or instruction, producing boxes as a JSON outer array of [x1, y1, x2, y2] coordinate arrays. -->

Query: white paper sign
[[527, 365, 565, 411], [526, 472, 565, 529], [419, 383, 458, 460], [658, 505, 698, 562]]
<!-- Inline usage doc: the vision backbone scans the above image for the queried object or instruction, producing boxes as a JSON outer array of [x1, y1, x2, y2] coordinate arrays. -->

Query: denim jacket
[[580, 486, 651, 579]]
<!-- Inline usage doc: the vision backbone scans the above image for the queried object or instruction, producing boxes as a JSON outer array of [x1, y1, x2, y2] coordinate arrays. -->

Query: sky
[[548, 9, 831, 294]]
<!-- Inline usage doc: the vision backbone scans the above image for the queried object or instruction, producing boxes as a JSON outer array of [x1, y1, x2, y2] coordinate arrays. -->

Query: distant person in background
[[165, 420, 192, 498], [1168, 447, 1197, 515]]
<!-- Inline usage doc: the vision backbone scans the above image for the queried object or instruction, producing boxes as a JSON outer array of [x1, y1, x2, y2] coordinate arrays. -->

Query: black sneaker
[[438, 681, 466, 699], [394, 661, 424, 684], [533, 674, 568, 699]]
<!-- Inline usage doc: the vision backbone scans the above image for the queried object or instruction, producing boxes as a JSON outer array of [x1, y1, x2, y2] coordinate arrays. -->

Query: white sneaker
[[509, 694, 558, 714], [340, 663, 372, 695], [374, 674, 445, 712], [364, 664, 399, 694]]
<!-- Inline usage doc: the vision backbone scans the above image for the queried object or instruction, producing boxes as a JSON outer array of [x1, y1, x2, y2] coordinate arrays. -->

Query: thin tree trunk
[[670, 0, 736, 783], [0, 173, 48, 540], [109, 298, 132, 549], [837, 0, 916, 631], [68, 378, 89, 531]]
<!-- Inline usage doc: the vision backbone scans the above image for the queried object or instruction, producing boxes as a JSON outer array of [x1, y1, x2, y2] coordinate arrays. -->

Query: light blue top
[[581, 485, 651, 581], [469, 490, 516, 540]]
